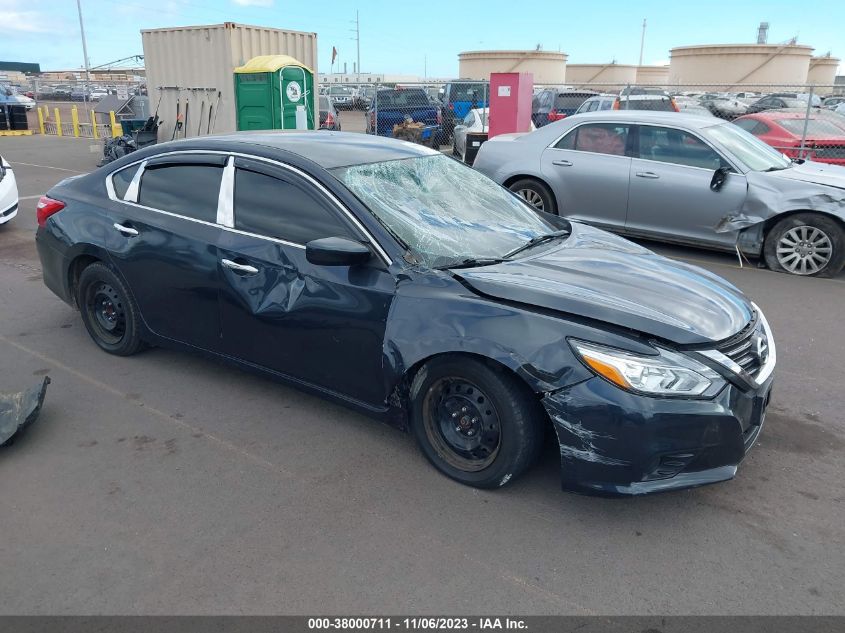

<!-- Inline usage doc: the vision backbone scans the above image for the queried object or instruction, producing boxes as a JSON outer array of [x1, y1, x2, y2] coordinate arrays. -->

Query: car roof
[[566, 110, 721, 128], [146, 131, 439, 170]]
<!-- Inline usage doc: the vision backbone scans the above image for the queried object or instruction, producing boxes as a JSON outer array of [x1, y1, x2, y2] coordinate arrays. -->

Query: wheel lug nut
[[461, 407, 468, 413], [455, 426, 462, 432], [452, 412, 458, 418]]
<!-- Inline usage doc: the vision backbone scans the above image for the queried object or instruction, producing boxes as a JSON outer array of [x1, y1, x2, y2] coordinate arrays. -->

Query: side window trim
[[217, 156, 235, 228], [125, 160, 146, 203]]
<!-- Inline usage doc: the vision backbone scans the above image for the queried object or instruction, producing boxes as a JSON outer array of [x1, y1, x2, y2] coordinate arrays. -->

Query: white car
[[0, 155, 19, 225], [836, 102, 845, 115], [452, 108, 489, 163]]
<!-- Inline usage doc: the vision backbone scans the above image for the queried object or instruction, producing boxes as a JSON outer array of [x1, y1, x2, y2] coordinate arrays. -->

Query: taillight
[[326, 112, 335, 127], [612, 98, 620, 110], [36, 195, 65, 228], [547, 110, 566, 121], [670, 98, 680, 112], [448, 103, 454, 111]]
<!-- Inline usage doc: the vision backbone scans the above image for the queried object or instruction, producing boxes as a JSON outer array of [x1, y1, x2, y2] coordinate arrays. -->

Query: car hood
[[454, 223, 753, 346], [765, 161, 845, 190]]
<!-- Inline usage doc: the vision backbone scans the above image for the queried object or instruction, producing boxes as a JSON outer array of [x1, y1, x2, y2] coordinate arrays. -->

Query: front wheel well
[[762, 210, 845, 237]]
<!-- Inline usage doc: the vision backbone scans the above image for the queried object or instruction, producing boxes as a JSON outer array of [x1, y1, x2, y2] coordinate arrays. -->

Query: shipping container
[[142, 22, 318, 140]]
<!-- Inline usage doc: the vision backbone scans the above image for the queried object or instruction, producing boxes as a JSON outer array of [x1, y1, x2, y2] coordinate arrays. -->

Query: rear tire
[[410, 357, 544, 489], [763, 213, 844, 277], [508, 178, 557, 215], [78, 262, 143, 356]]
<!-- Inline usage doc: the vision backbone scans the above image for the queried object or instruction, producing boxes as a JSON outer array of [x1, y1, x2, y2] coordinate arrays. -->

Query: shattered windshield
[[332, 154, 557, 268], [705, 122, 792, 172]]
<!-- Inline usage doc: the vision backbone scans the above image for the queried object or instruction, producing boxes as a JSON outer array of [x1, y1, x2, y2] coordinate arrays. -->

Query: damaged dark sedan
[[35, 132, 776, 496]]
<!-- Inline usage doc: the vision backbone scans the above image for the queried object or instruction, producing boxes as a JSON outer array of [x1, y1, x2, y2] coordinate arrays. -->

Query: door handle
[[552, 159, 573, 167], [221, 259, 259, 275], [113, 223, 139, 236], [635, 171, 660, 179]]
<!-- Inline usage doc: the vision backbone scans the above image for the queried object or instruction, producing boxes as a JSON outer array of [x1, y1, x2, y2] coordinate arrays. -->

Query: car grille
[[813, 145, 845, 159], [715, 314, 770, 378]]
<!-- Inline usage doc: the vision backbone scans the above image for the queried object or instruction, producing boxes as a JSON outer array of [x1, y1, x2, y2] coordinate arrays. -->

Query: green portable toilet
[[234, 55, 315, 131]]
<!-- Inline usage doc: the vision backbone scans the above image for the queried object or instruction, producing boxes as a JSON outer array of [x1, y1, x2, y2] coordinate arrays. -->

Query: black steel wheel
[[410, 357, 544, 489], [78, 262, 143, 356]]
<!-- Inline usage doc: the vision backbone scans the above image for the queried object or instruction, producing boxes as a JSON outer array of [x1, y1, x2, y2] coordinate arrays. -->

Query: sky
[[2, 0, 844, 77]]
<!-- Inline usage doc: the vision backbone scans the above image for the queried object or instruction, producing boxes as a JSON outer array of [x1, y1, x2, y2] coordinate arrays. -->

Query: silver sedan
[[473, 111, 845, 277]]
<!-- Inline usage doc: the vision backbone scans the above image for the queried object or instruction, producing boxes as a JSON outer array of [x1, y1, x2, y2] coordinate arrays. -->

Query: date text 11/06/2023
[[308, 618, 528, 630]]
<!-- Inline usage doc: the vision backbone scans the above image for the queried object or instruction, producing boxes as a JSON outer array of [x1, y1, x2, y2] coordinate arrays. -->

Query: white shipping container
[[142, 22, 318, 140]]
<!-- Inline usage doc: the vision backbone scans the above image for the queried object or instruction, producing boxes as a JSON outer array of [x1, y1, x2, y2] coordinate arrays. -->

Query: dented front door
[[217, 160, 396, 406]]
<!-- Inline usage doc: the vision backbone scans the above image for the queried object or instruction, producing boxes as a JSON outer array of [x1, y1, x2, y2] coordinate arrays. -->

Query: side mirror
[[306, 237, 372, 266], [710, 166, 730, 191]]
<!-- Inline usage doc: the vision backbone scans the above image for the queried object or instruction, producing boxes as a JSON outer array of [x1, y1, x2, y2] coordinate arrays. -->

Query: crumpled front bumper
[[542, 374, 773, 496]]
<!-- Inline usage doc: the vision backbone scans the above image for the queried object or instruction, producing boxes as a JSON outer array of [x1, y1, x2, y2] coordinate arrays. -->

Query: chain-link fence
[[318, 80, 845, 166]]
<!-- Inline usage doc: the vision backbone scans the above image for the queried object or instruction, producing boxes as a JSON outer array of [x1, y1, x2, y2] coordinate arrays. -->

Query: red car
[[733, 112, 845, 165]]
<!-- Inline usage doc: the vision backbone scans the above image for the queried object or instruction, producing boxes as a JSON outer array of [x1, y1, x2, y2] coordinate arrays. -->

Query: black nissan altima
[[35, 132, 776, 496]]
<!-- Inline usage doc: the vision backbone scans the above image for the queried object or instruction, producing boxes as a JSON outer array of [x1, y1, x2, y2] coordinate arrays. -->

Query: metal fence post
[[483, 82, 488, 133], [798, 85, 813, 160], [90, 109, 99, 140], [373, 82, 378, 135]]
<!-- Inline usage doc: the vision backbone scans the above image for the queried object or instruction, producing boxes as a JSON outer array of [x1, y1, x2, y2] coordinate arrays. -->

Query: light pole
[[638, 18, 647, 67], [76, 0, 91, 105]]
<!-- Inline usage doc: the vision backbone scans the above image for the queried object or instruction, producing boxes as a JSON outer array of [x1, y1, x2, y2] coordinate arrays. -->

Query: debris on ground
[[0, 377, 51, 446]]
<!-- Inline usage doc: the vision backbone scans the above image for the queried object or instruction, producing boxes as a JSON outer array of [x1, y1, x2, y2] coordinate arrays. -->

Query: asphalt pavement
[[0, 135, 843, 615]]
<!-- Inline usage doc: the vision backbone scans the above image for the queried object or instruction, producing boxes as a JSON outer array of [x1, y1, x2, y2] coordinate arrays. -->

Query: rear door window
[[556, 123, 630, 156], [138, 161, 224, 222], [233, 163, 354, 245]]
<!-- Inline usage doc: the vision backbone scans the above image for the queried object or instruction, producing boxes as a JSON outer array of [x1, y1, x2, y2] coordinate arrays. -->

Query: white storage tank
[[142, 22, 318, 140], [807, 56, 840, 87], [669, 44, 813, 89], [458, 50, 567, 84], [635, 65, 670, 86], [565, 63, 638, 87]]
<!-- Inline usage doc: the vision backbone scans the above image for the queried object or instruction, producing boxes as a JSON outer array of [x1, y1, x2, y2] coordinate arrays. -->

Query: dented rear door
[[217, 159, 396, 406]]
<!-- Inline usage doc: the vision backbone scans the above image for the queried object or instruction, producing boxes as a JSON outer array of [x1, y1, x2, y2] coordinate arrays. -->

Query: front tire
[[763, 213, 844, 277], [508, 178, 557, 215], [78, 262, 143, 356], [410, 357, 544, 489]]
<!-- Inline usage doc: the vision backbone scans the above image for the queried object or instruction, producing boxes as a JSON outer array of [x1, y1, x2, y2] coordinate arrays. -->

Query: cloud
[[0, 11, 50, 34], [232, 0, 274, 6]]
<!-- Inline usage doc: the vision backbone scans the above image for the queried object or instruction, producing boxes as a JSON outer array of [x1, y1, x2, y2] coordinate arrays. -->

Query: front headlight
[[571, 340, 726, 398]]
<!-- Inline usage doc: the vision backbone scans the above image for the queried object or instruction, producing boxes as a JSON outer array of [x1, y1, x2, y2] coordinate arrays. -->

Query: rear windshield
[[448, 84, 486, 101], [376, 89, 429, 107], [619, 97, 675, 112], [555, 94, 594, 109], [778, 118, 845, 136]]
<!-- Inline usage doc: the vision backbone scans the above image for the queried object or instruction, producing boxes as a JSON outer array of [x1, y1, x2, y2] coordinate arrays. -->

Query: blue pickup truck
[[366, 88, 442, 142]]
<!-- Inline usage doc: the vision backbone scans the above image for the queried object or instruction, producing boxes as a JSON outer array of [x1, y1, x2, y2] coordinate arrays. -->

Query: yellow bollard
[[109, 111, 122, 138], [71, 107, 80, 137], [54, 108, 62, 136], [37, 108, 46, 135], [90, 110, 99, 140]]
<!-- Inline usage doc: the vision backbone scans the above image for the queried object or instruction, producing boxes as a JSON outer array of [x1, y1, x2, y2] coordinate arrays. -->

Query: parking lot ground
[[1, 135, 844, 615]]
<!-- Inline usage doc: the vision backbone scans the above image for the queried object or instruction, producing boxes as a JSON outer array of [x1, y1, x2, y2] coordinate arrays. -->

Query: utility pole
[[76, 0, 91, 105], [638, 18, 647, 66], [350, 10, 361, 89]]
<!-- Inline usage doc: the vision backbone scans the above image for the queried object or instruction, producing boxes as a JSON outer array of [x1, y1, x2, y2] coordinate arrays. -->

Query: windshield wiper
[[435, 257, 506, 270], [502, 230, 571, 259]]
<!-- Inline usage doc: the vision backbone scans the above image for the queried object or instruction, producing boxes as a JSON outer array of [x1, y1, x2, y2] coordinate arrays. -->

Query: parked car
[[0, 89, 35, 110], [473, 110, 845, 277], [0, 155, 19, 226], [573, 94, 617, 115], [327, 85, 354, 110], [732, 112, 845, 165], [318, 96, 341, 131], [822, 96, 845, 110], [531, 90, 597, 127], [836, 103, 845, 115], [35, 131, 776, 496], [745, 95, 810, 114], [452, 107, 488, 163], [440, 81, 488, 139], [354, 85, 375, 110], [366, 88, 441, 139], [616, 86, 678, 112], [704, 96, 748, 120], [674, 97, 716, 117]]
